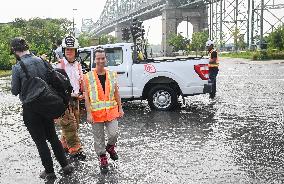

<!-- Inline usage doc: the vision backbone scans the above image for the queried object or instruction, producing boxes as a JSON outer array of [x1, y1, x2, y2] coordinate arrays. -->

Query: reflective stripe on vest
[[108, 71, 116, 99], [87, 70, 117, 111], [209, 50, 219, 68], [87, 71, 99, 102], [91, 101, 117, 111]]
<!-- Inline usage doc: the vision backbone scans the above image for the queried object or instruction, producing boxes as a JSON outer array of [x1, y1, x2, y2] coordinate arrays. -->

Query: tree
[[168, 33, 188, 52], [190, 31, 208, 53], [78, 32, 92, 47], [267, 25, 284, 50], [98, 34, 117, 45], [0, 18, 72, 70], [231, 28, 247, 51]]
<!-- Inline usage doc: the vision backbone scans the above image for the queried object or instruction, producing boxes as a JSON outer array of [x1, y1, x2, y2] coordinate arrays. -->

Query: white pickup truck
[[78, 43, 212, 111]]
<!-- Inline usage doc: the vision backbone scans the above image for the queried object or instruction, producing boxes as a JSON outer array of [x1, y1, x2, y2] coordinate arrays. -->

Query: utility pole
[[247, 0, 250, 49], [235, 0, 239, 51], [251, 0, 254, 49], [209, 0, 212, 40], [72, 8, 77, 36], [186, 16, 189, 38], [260, 0, 264, 49], [220, 0, 223, 49]]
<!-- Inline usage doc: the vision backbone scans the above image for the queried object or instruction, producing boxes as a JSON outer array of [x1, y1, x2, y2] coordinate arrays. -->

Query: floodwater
[[1, 58, 284, 184]]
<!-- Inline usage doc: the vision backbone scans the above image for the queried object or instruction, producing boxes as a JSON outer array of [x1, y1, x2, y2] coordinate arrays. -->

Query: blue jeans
[[209, 67, 219, 97]]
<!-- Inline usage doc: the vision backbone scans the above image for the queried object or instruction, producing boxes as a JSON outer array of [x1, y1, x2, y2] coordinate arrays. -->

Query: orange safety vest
[[208, 50, 219, 68], [84, 69, 119, 123]]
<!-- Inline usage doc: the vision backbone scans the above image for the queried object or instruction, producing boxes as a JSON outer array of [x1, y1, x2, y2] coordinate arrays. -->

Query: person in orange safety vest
[[84, 47, 124, 174]]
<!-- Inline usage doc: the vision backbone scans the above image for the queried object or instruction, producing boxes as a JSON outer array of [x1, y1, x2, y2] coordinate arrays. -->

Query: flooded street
[[1, 58, 284, 184]]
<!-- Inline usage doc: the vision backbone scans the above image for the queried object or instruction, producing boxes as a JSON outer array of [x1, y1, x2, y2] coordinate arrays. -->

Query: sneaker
[[39, 171, 56, 180], [99, 154, 109, 174], [106, 144, 118, 161], [70, 151, 86, 161], [61, 164, 74, 175]]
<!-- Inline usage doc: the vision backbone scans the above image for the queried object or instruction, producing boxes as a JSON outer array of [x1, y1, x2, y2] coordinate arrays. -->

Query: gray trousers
[[92, 119, 118, 156]]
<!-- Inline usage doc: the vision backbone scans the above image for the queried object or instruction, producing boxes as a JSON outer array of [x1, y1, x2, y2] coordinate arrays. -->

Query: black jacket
[[11, 53, 49, 103]]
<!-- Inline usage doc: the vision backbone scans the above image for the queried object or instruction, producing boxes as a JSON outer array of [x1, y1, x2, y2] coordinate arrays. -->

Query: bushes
[[222, 50, 284, 60], [0, 70, 12, 77], [0, 54, 14, 70], [221, 51, 254, 59], [268, 50, 284, 59], [252, 51, 269, 60], [252, 50, 284, 60]]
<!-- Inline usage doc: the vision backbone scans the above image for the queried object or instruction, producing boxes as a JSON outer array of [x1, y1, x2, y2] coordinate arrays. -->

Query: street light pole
[[72, 8, 77, 36]]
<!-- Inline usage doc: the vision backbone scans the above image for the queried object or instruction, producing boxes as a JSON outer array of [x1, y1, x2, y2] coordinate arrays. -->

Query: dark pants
[[23, 106, 68, 173], [209, 67, 219, 97]]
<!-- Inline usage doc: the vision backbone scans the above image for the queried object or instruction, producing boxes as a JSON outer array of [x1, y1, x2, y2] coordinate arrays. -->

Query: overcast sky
[[1, 0, 283, 45], [0, 0, 168, 44]]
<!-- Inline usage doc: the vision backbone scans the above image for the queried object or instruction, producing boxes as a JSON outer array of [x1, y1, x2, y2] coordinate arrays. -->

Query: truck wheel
[[147, 85, 178, 111]]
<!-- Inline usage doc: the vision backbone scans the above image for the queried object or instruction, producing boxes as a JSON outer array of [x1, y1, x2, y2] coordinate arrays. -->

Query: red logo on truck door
[[144, 64, 156, 73]]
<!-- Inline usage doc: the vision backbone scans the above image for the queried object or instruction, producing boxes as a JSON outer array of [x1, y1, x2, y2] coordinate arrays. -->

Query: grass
[[220, 51, 254, 59], [220, 50, 284, 60], [0, 70, 11, 78]]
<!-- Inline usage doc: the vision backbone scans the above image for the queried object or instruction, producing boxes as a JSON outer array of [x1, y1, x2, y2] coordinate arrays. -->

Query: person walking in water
[[84, 47, 124, 173]]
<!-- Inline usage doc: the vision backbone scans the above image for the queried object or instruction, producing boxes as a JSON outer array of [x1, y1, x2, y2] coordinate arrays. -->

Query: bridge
[[83, 0, 216, 56]]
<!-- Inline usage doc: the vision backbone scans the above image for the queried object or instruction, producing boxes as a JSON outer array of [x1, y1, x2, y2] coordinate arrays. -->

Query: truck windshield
[[105, 47, 123, 66]]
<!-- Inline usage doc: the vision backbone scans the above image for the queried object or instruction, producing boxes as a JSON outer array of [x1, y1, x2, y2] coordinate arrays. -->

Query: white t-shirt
[[56, 58, 82, 96]]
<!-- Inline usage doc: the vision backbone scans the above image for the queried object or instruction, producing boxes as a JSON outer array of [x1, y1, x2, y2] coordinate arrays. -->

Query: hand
[[118, 108, 124, 118], [78, 94, 84, 100], [87, 113, 93, 123]]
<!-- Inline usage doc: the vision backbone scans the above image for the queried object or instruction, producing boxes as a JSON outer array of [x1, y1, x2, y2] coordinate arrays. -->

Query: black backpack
[[19, 60, 72, 119], [44, 63, 73, 108]]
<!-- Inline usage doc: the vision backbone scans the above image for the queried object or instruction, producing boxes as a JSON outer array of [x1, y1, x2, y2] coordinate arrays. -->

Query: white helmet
[[205, 40, 214, 47], [62, 35, 79, 49]]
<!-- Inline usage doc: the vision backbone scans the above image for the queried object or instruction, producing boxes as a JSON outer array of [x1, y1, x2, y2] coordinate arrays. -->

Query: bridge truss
[[82, 0, 284, 50]]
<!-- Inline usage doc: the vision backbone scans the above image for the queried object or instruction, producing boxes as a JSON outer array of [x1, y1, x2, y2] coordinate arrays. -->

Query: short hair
[[10, 37, 29, 54], [94, 46, 105, 57]]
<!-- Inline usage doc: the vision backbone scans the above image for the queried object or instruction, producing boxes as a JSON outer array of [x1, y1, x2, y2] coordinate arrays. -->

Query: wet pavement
[[1, 58, 284, 184]]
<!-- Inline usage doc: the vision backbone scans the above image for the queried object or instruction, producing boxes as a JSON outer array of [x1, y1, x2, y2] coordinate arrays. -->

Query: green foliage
[[0, 18, 72, 70], [98, 34, 117, 45], [190, 31, 208, 52], [168, 33, 188, 52], [267, 26, 284, 50], [221, 51, 254, 59], [231, 28, 246, 50], [78, 32, 92, 47], [252, 51, 269, 60], [222, 50, 284, 60], [0, 70, 12, 78], [78, 33, 118, 47]]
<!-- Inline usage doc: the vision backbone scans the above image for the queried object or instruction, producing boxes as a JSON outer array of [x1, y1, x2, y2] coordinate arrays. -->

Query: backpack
[[19, 60, 72, 119], [45, 64, 73, 108]]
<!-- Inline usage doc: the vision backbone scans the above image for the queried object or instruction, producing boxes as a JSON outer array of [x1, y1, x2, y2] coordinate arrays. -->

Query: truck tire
[[147, 85, 178, 111]]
